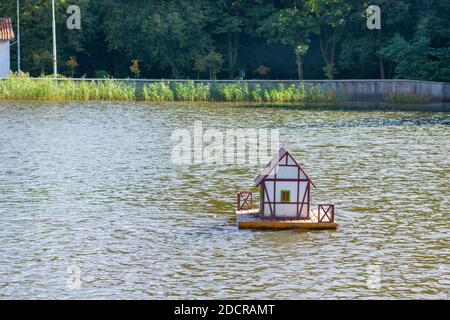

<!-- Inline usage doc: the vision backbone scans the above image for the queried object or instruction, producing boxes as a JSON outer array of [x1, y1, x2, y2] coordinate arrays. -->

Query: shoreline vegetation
[[0, 75, 433, 104], [383, 92, 431, 104], [0, 75, 345, 103]]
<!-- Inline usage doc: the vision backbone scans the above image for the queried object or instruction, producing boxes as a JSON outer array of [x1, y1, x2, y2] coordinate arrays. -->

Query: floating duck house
[[236, 147, 337, 230]]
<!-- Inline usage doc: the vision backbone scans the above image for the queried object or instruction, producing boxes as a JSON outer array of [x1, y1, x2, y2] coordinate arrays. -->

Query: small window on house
[[281, 190, 290, 203]]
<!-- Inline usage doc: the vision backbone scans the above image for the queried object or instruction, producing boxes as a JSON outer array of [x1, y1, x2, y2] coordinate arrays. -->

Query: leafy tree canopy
[[0, 0, 448, 81]]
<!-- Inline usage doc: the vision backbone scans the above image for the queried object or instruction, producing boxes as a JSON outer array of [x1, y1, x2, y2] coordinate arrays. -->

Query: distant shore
[[1, 76, 448, 103]]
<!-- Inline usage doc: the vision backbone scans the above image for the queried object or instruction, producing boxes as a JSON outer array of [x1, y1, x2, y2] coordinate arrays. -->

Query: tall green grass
[[384, 92, 431, 104], [0, 74, 135, 101], [0, 74, 345, 103], [140, 81, 344, 103], [142, 81, 174, 101]]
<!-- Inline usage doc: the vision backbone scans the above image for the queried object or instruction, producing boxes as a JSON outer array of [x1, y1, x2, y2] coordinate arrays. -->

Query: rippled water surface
[[0, 101, 449, 299]]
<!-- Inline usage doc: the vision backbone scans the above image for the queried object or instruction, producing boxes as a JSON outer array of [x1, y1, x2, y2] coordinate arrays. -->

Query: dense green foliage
[[1, 0, 449, 81]]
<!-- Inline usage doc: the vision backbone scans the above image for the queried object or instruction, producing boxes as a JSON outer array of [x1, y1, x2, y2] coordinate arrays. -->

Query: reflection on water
[[0, 101, 449, 299]]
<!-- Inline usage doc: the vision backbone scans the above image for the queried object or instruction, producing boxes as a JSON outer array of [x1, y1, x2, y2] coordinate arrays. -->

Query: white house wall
[[273, 204, 296, 217], [274, 166, 298, 179], [275, 181, 297, 201], [287, 155, 296, 166], [262, 179, 309, 218], [0, 41, 10, 77], [270, 165, 307, 180]]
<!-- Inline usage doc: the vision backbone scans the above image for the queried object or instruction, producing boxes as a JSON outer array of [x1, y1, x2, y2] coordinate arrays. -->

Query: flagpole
[[16, 0, 20, 71], [51, 0, 57, 76]]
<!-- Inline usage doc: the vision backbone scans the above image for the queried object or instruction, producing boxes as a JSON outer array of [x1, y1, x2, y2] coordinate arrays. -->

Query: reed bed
[[140, 81, 344, 103], [0, 75, 345, 103], [384, 92, 431, 104], [0, 75, 135, 101]]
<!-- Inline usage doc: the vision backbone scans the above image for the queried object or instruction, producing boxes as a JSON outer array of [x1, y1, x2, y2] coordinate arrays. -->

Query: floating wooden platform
[[236, 209, 338, 230]]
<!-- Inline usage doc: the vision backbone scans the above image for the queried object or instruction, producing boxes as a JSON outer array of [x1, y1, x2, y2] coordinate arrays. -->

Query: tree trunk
[[295, 51, 303, 80], [379, 57, 385, 79], [330, 41, 336, 66], [319, 29, 330, 66], [227, 32, 239, 79], [233, 32, 238, 69], [109, 50, 115, 77], [388, 63, 394, 79], [228, 33, 234, 79], [171, 65, 179, 78], [319, 27, 336, 79], [377, 29, 385, 79]]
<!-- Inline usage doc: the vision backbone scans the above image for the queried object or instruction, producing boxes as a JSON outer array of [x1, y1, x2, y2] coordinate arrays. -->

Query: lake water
[[0, 101, 449, 299]]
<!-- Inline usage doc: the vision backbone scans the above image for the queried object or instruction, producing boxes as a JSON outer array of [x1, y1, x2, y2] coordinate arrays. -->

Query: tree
[[305, 0, 352, 79], [212, 0, 245, 79], [379, 18, 450, 82], [204, 51, 223, 80], [194, 51, 223, 79], [31, 51, 53, 76], [259, 3, 316, 80], [194, 55, 207, 79], [339, 1, 412, 79], [0, 0, 96, 76], [1, 0, 449, 81], [66, 56, 79, 77], [130, 59, 141, 78], [102, 0, 212, 78], [212, 0, 273, 79], [295, 44, 309, 80]]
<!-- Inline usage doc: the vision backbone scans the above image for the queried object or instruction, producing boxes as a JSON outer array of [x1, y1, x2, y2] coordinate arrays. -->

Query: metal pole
[[16, 0, 20, 71], [51, 0, 57, 76]]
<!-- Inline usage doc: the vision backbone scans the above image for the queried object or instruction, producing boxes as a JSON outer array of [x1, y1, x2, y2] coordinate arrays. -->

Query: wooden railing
[[237, 192, 253, 211], [318, 204, 335, 222]]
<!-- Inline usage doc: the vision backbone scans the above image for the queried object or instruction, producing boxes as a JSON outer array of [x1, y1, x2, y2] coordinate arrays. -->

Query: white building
[[254, 147, 316, 219], [0, 18, 14, 77]]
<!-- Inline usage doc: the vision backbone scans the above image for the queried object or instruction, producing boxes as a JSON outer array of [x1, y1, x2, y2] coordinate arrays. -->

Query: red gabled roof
[[0, 18, 14, 41], [254, 147, 316, 188]]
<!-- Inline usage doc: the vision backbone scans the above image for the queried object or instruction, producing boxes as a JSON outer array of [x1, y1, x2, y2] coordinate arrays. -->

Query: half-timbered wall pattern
[[259, 153, 310, 219]]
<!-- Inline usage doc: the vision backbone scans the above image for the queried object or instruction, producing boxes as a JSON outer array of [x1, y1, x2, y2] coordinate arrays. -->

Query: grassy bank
[[0, 75, 345, 103], [0, 76, 136, 101]]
